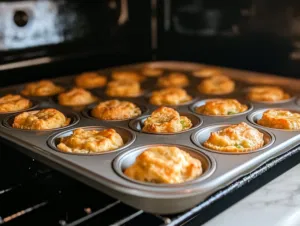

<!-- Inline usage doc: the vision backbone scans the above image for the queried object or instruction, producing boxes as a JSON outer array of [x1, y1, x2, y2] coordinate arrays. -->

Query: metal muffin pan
[[0, 61, 299, 214]]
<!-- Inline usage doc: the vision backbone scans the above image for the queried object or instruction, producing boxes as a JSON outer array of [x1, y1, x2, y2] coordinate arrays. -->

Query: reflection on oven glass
[[0, 0, 88, 50]]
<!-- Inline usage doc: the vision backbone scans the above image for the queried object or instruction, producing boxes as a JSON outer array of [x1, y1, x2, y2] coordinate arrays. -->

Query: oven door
[[0, 0, 152, 86], [157, 0, 300, 77]]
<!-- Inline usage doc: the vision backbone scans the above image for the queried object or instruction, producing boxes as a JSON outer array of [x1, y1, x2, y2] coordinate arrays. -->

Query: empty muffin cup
[[48, 126, 136, 155], [129, 112, 202, 135], [2, 109, 80, 132], [191, 124, 275, 154], [113, 144, 216, 186]]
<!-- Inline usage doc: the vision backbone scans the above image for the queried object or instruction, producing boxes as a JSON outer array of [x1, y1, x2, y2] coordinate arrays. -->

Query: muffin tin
[[0, 61, 299, 214]]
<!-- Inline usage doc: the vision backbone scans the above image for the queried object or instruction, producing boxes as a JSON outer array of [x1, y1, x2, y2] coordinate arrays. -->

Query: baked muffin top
[[91, 100, 141, 120], [112, 71, 145, 82], [106, 80, 142, 97], [203, 122, 264, 153], [0, 94, 32, 113], [21, 80, 64, 96], [247, 86, 290, 102], [142, 107, 192, 133], [198, 75, 235, 95], [12, 108, 71, 130], [58, 88, 98, 106], [157, 72, 189, 88], [193, 68, 222, 78], [195, 99, 248, 116], [257, 109, 300, 130], [75, 72, 107, 89], [124, 146, 202, 184], [141, 67, 164, 77], [150, 87, 192, 106], [57, 128, 124, 154]]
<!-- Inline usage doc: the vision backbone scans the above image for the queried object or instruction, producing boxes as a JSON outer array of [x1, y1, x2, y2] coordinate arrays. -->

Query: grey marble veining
[[204, 164, 300, 226]]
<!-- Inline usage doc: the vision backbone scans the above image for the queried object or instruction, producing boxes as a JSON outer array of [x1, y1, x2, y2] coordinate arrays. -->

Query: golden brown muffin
[[91, 100, 141, 120], [203, 122, 264, 153], [150, 88, 192, 106], [12, 108, 71, 130], [0, 94, 32, 113], [58, 88, 98, 106], [142, 107, 192, 133], [75, 72, 107, 89], [124, 146, 202, 184], [257, 109, 300, 130], [195, 99, 248, 116], [198, 75, 235, 95], [247, 86, 290, 102], [106, 80, 142, 97], [21, 80, 64, 96], [141, 67, 164, 77], [112, 71, 145, 82], [157, 72, 189, 88], [57, 128, 124, 154], [193, 68, 222, 78]]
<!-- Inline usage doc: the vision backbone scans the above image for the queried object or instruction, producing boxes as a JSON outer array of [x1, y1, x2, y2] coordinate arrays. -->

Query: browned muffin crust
[[91, 100, 141, 120], [12, 108, 71, 130], [0, 94, 32, 113]]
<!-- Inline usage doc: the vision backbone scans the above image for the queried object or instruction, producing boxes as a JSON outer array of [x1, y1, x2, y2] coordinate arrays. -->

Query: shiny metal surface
[[0, 61, 299, 214]]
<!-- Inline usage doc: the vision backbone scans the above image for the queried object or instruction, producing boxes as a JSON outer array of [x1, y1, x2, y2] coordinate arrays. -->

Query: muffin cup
[[113, 144, 216, 187], [190, 98, 253, 117], [191, 124, 275, 155], [129, 112, 202, 135], [2, 109, 80, 132], [48, 126, 136, 155], [247, 108, 300, 131]]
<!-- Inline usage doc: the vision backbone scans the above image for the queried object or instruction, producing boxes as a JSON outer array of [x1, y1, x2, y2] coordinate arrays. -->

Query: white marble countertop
[[204, 164, 300, 226]]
